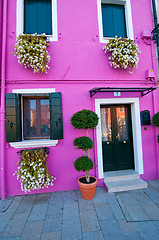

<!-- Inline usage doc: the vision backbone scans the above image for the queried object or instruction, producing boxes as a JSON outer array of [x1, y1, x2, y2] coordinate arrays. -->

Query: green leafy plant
[[71, 109, 99, 183], [14, 148, 55, 192], [152, 112, 159, 127], [157, 135, 159, 143], [12, 33, 50, 73], [103, 36, 141, 73], [73, 136, 93, 151]]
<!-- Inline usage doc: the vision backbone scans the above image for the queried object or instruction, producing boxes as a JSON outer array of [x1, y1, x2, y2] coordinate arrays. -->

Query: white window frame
[[97, 0, 134, 43], [95, 98, 144, 179], [10, 88, 58, 149], [16, 0, 58, 41]]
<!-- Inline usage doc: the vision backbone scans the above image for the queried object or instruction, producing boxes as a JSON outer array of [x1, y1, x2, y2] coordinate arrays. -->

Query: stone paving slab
[[0, 180, 159, 239]]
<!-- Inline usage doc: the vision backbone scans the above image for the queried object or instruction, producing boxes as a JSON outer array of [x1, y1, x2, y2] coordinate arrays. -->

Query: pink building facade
[[0, 0, 159, 199]]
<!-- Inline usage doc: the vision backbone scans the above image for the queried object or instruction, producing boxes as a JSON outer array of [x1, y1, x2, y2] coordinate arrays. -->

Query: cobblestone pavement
[[0, 180, 159, 240]]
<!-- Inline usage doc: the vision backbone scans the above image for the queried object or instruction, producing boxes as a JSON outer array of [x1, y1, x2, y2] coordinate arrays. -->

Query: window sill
[[9, 139, 58, 149]]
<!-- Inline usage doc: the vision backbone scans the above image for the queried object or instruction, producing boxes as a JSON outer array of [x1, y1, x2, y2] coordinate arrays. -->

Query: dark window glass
[[23, 97, 50, 139]]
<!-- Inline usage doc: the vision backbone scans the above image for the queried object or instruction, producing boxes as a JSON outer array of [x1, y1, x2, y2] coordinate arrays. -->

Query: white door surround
[[95, 98, 144, 179]]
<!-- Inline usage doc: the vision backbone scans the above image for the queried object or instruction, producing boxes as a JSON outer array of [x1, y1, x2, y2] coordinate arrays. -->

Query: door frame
[[95, 98, 143, 179]]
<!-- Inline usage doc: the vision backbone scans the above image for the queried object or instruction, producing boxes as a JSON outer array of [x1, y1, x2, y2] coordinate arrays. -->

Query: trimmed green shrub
[[74, 156, 94, 172], [73, 136, 93, 151], [71, 109, 99, 129], [152, 112, 159, 127]]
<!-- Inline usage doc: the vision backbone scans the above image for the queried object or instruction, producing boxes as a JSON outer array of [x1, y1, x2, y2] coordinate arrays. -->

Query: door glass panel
[[101, 107, 112, 141], [116, 107, 128, 141]]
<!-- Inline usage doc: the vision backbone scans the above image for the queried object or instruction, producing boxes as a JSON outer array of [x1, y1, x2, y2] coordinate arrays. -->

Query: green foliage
[[14, 148, 55, 192], [152, 112, 159, 127], [157, 135, 159, 143], [73, 136, 94, 151], [71, 109, 99, 129], [74, 156, 94, 172], [12, 33, 50, 73]]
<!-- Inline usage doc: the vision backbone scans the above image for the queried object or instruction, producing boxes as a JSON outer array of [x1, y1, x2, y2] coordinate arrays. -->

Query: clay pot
[[78, 176, 98, 200]]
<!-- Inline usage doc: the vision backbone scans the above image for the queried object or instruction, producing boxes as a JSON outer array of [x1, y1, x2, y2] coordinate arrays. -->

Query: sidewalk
[[0, 180, 159, 240]]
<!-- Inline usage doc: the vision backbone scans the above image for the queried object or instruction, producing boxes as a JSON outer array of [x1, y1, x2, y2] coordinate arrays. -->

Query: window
[[97, 0, 134, 43], [23, 97, 50, 139], [24, 0, 52, 35], [6, 91, 63, 147], [17, 0, 58, 41], [101, 4, 127, 38]]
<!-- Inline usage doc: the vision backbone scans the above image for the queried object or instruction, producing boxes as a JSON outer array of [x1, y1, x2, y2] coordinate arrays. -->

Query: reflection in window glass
[[23, 97, 50, 139], [116, 107, 128, 141], [100, 107, 112, 142]]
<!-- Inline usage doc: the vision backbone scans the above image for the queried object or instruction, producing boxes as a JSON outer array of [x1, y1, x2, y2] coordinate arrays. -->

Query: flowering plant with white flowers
[[12, 33, 50, 73], [103, 37, 141, 73], [14, 148, 55, 192]]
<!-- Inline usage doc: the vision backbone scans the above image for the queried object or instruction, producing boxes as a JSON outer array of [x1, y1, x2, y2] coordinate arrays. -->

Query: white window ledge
[[9, 140, 58, 149]]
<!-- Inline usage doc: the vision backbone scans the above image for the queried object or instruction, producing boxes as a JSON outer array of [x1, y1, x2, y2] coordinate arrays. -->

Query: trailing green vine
[[14, 148, 55, 192], [12, 33, 51, 73]]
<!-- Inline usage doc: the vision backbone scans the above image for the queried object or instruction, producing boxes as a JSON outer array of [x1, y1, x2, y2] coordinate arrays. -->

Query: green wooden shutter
[[50, 92, 63, 140], [101, 4, 127, 38], [113, 5, 127, 38], [6, 93, 22, 142], [24, 0, 52, 35]]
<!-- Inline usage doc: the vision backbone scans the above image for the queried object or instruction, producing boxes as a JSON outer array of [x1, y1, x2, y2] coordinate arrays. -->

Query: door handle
[[123, 141, 127, 144]]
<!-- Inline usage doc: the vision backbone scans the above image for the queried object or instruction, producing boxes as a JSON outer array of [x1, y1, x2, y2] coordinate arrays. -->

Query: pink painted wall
[[1, 0, 159, 196]]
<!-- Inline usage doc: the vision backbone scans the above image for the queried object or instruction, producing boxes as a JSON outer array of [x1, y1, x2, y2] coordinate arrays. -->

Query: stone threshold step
[[104, 170, 139, 182], [104, 178, 148, 193]]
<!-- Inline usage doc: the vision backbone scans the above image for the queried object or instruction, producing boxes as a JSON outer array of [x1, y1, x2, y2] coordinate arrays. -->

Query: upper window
[[17, 0, 58, 41], [97, 0, 134, 43], [101, 4, 127, 38], [24, 0, 52, 35]]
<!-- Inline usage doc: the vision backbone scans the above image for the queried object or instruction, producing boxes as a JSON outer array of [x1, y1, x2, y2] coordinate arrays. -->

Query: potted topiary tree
[[71, 109, 99, 200]]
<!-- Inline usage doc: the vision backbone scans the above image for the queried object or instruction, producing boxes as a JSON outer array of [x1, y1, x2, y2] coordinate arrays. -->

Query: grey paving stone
[[0, 212, 13, 233], [125, 232, 144, 240], [63, 202, 79, 220], [148, 180, 159, 190], [99, 219, 126, 240], [134, 221, 159, 240], [5, 196, 24, 215], [119, 220, 137, 235], [27, 200, 48, 222], [62, 218, 82, 240], [144, 188, 159, 205], [92, 187, 108, 204], [1, 213, 29, 238], [40, 231, 61, 240], [117, 192, 149, 221], [94, 202, 114, 220], [78, 197, 94, 212], [116, 195, 132, 221], [133, 190, 159, 220], [15, 194, 37, 214], [152, 220, 159, 231], [80, 210, 100, 232], [0, 198, 14, 213], [47, 201, 63, 216], [83, 231, 104, 240], [0, 237, 20, 240], [20, 221, 43, 240], [43, 215, 62, 232], [107, 194, 125, 220]]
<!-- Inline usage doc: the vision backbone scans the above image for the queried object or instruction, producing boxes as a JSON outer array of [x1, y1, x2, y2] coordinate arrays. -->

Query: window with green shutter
[[6, 92, 63, 142], [101, 4, 127, 38], [24, 0, 52, 35]]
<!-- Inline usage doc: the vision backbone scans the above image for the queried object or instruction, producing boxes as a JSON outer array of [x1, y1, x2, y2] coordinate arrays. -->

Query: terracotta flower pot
[[78, 176, 98, 200]]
